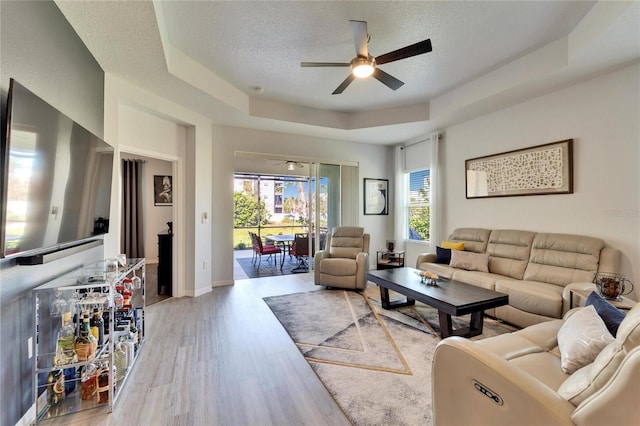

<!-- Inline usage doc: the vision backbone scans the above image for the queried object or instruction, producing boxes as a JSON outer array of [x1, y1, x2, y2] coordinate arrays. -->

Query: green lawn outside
[[234, 226, 308, 249]]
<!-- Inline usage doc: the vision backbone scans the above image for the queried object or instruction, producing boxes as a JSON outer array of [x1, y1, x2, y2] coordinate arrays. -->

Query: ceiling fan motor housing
[[351, 56, 376, 78]]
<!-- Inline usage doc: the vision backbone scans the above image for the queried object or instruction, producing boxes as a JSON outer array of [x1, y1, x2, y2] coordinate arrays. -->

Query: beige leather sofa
[[314, 226, 370, 290], [416, 228, 621, 328], [432, 302, 640, 426]]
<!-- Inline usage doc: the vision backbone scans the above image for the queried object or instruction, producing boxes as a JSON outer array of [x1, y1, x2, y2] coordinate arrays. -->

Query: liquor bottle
[[55, 311, 76, 365], [90, 308, 104, 346], [80, 362, 97, 400], [122, 285, 132, 310], [130, 322, 139, 346], [96, 364, 110, 404], [63, 366, 77, 395], [75, 311, 96, 361], [114, 342, 127, 386], [46, 357, 65, 405]]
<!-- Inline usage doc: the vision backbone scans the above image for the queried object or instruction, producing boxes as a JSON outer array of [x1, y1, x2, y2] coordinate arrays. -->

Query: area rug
[[263, 286, 518, 426], [236, 255, 305, 278]]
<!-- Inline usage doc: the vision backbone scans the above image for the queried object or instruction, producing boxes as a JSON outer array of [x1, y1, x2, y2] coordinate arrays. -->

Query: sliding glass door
[[308, 163, 341, 263], [233, 159, 356, 273]]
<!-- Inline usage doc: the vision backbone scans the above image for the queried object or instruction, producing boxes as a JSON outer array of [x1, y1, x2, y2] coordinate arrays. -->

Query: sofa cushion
[[523, 233, 605, 286], [585, 291, 625, 336], [451, 270, 512, 290], [328, 227, 364, 259], [558, 303, 640, 405], [495, 280, 564, 318], [319, 258, 357, 276], [557, 305, 615, 374], [435, 246, 452, 264], [514, 319, 564, 351], [510, 351, 570, 391], [486, 230, 535, 280], [447, 228, 492, 253], [476, 333, 545, 360], [418, 262, 457, 279], [441, 241, 464, 251], [449, 250, 489, 272]]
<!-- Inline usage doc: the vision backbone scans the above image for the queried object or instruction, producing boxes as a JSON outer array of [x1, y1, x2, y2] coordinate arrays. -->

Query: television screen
[[1, 79, 114, 259]]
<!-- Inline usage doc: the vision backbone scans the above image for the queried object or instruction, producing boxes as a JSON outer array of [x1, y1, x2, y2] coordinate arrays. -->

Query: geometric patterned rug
[[263, 286, 518, 426]]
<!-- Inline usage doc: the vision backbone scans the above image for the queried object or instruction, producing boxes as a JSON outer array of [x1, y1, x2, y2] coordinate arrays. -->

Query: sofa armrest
[[314, 249, 329, 283], [571, 346, 640, 426], [355, 252, 369, 289], [433, 337, 575, 426], [416, 252, 436, 268]]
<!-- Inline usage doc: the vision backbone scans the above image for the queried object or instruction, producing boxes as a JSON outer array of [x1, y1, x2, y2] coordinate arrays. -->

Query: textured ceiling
[[54, 0, 639, 145], [160, 1, 595, 112]]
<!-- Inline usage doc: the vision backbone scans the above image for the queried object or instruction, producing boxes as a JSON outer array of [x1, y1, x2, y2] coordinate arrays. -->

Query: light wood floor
[[144, 262, 171, 306], [47, 272, 350, 426]]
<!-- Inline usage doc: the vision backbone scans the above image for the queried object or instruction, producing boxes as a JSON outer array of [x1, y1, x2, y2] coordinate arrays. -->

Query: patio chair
[[250, 232, 282, 269], [290, 233, 310, 273]]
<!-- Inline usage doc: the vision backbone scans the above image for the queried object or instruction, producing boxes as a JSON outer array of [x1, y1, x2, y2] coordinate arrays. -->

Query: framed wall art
[[154, 175, 173, 206], [364, 178, 389, 215], [465, 139, 573, 199]]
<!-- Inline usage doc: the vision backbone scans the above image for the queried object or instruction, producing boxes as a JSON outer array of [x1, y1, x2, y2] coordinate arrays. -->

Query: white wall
[[104, 75, 212, 298], [439, 63, 640, 299], [0, 2, 105, 424], [211, 125, 395, 285]]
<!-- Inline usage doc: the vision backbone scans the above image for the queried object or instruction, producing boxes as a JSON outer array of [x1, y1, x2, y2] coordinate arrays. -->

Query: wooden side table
[[569, 287, 636, 311], [376, 251, 405, 270]]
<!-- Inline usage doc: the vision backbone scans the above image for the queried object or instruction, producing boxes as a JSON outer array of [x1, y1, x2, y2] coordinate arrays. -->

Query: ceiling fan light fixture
[[351, 57, 375, 78], [286, 161, 297, 171]]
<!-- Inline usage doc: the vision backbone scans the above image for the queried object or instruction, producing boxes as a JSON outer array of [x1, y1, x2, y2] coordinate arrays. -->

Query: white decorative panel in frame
[[465, 139, 573, 198]]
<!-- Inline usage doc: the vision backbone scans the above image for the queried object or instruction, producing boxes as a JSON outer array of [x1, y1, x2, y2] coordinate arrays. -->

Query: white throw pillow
[[449, 250, 489, 273], [557, 305, 615, 374]]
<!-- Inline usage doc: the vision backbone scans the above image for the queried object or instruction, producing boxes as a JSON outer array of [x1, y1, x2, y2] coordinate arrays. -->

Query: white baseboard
[[213, 279, 234, 287]]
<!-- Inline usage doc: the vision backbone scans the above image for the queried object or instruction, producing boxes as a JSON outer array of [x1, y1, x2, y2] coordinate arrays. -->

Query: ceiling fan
[[301, 20, 432, 95]]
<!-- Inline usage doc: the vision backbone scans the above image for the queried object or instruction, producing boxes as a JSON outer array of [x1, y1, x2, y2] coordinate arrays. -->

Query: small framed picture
[[364, 178, 389, 215], [154, 175, 172, 206]]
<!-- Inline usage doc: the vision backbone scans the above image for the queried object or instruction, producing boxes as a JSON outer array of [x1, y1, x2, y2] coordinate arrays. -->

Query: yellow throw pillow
[[441, 241, 464, 251]]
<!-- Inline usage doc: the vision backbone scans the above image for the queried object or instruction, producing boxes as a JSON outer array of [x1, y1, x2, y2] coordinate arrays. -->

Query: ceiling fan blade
[[332, 74, 356, 95], [301, 62, 350, 67], [372, 68, 404, 91], [375, 39, 432, 65], [349, 20, 369, 58]]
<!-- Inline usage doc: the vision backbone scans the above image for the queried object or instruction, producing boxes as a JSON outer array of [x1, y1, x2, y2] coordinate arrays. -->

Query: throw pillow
[[435, 246, 452, 264], [585, 291, 625, 337], [557, 305, 615, 374], [441, 240, 465, 251], [449, 250, 489, 273]]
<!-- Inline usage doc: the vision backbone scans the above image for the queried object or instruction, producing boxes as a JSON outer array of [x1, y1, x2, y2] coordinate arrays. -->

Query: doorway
[[120, 152, 174, 304], [232, 165, 346, 280]]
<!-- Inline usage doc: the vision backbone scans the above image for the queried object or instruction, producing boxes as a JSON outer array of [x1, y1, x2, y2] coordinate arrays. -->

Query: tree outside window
[[408, 169, 430, 241]]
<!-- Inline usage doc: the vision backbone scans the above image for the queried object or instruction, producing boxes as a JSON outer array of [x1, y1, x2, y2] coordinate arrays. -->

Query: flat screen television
[[0, 78, 114, 259]]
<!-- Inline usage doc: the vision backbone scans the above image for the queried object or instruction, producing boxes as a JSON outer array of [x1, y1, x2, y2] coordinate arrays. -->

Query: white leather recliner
[[432, 302, 640, 426], [314, 226, 370, 290]]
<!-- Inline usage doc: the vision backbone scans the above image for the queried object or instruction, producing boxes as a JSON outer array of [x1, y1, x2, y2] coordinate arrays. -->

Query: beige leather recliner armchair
[[432, 302, 640, 426], [314, 226, 370, 290]]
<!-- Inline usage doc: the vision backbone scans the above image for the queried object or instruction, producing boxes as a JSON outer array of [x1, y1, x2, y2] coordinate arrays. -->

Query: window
[[407, 169, 430, 241]]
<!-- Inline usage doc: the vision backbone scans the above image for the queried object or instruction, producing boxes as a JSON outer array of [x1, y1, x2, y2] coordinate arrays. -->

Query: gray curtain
[[122, 159, 145, 258]]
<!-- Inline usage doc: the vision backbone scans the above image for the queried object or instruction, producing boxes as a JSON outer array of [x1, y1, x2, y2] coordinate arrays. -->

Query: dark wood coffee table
[[367, 267, 508, 339]]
